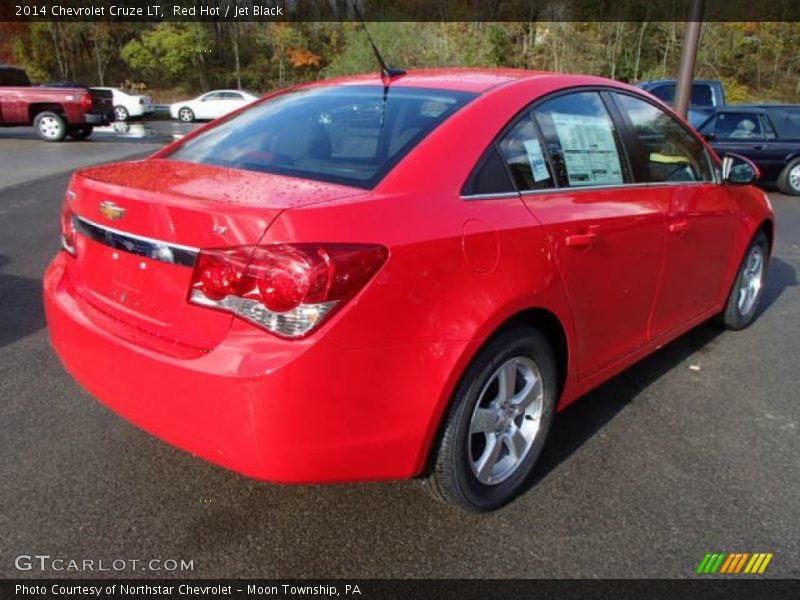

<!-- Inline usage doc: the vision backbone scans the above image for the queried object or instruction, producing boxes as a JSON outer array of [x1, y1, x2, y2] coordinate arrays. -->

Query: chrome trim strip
[[461, 191, 520, 200], [74, 216, 199, 267], [461, 179, 716, 200]]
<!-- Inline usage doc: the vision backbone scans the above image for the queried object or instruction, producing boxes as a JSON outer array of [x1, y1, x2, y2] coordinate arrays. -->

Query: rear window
[[167, 85, 476, 188], [649, 83, 714, 108], [0, 67, 31, 86]]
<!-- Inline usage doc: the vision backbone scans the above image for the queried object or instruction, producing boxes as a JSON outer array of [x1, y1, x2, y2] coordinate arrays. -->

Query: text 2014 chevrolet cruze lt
[[44, 69, 773, 511]]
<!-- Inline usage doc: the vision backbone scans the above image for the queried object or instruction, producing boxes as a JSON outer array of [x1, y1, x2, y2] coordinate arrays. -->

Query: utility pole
[[674, 0, 706, 118]]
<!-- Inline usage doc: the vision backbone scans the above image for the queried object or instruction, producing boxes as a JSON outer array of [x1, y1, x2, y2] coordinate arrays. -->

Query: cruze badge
[[99, 200, 126, 221]]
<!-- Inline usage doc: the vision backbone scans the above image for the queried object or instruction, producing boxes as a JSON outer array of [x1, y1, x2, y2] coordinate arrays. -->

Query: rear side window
[[497, 116, 554, 191], [0, 67, 30, 86], [463, 146, 516, 196], [533, 92, 627, 188], [615, 93, 713, 183], [649, 83, 714, 108], [650, 84, 676, 105], [703, 112, 768, 139], [169, 85, 476, 189]]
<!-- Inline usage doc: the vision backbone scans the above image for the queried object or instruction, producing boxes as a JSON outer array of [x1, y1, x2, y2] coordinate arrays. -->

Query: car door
[[220, 92, 247, 116], [197, 92, 224, 119], [610, 92, 739, 338], [508, 90, 668, 379]]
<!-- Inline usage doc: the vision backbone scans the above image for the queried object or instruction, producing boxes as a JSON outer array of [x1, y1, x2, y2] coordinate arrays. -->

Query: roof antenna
[[352, 3, 406, 79]]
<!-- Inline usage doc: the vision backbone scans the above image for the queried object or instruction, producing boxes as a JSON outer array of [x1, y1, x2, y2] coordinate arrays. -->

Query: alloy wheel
[[738, 245, 764, 316], [468, 356, 544, 485], [789, 164, 800, 193]]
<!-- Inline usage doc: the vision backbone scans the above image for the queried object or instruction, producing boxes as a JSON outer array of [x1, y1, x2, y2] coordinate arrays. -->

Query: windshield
[[167, 85, 476, 188]]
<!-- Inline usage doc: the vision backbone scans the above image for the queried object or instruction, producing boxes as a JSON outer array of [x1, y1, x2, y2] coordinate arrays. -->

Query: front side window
[[702, 112, 767, 140], [533, 92, 627, 188], [615, 93, 713, 183], [169, 85, 476, 189]]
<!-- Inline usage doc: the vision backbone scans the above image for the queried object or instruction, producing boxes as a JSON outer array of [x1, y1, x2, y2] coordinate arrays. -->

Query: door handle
[[668, 219, 690, 235], [565, 233, 597, 249], [752, 145, 765, 150]]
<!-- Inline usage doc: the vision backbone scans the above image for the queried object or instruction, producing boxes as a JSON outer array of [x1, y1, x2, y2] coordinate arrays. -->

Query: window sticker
[[551, 113, 624, 186], [523, 139, 550, 182]]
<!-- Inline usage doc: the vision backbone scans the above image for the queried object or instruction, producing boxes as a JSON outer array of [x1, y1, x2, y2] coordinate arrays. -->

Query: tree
[[121, 23, 213, 90]]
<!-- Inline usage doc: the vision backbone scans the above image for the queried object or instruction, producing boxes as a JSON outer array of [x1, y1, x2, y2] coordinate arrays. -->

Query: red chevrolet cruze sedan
[[44, 69, 773, 511]]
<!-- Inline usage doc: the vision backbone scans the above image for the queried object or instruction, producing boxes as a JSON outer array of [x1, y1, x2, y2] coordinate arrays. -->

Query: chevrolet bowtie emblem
[[99, 200, 126, 221]]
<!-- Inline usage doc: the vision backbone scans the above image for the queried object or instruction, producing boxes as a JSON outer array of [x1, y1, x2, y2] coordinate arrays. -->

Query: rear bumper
[[44, 252, 464, 483], [84, 112, 112, 126]]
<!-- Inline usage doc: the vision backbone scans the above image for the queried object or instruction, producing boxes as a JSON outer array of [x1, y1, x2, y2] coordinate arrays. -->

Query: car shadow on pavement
[[760, 257, 797, 312], [526, 257, 796, 491], [528, 321, 724, 491], [0, 255, 45, 348]]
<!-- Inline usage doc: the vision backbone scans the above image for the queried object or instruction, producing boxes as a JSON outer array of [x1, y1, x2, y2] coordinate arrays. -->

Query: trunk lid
[[67, 159, 367, 351]]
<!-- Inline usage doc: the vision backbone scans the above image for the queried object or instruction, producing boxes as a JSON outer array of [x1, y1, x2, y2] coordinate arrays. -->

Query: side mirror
[[722, 153, 760, 185], [703, 132, 716, 142]]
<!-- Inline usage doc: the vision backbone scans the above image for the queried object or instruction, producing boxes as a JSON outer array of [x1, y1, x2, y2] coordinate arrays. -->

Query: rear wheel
[[424, 324, 557, 512], [776, 158, 800, 196], [718, 231, 770, 330], [33, 111, 67, 142], [67, 125, 93, 140], [113, 105, 129, 122], [178, 107, 194, 122]]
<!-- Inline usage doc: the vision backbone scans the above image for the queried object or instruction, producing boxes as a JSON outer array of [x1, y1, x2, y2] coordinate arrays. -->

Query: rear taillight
[[79, 94, 93, 111], [189, 243, 387, 338], [60, 203, 76, 256]]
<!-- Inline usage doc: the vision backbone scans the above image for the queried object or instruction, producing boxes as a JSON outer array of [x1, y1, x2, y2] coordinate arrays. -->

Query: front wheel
[[67, 125, 93, 140], [178, 107, 194, 122], [33, 111, 67, 142], [424, 324, 557, 512], [776, 158, 800, 196], [718, 231, 770, 330]]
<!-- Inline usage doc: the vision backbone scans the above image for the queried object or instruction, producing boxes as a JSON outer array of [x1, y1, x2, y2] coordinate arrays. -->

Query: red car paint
[[44, 69, 773, 483]]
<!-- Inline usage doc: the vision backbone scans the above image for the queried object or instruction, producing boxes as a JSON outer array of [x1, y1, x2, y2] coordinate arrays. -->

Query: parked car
[[0, 65, 114, 141], [698, 105, 800, 195], [45, 69, 773, 511], [637, 79, 726, 127], [93, 87, 154, 121], [169, 90, 258, 122]]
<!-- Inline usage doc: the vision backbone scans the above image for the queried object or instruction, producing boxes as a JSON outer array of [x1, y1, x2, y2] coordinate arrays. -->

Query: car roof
[[296, 68, 632, 95], [638, 79, 719, 86], [727, 104, 800, 111], [713, 106, 767, 114]]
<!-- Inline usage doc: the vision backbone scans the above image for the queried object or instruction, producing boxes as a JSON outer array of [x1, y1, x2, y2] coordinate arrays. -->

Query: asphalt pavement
[[0, 127, 798, 578]]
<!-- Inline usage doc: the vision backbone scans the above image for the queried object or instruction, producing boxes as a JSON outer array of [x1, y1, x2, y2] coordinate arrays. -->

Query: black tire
[[178, 107, 194, 122], [67, 125, 93, 140], [33, 111, 67, 142], [776, 158, 800, 196], [424, 324, 557, 512], [113, 105, 129, 122], [718, 230, 770, 330]]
